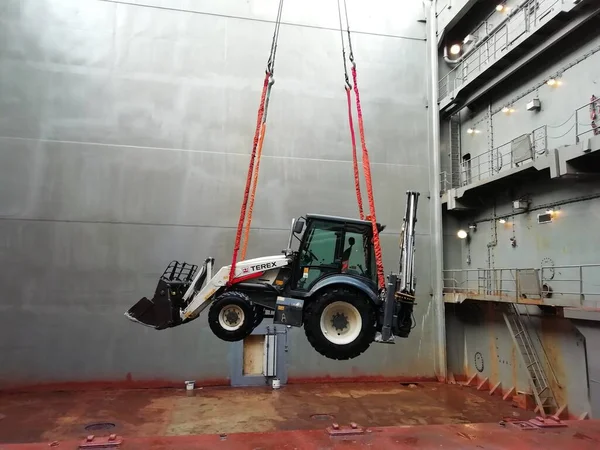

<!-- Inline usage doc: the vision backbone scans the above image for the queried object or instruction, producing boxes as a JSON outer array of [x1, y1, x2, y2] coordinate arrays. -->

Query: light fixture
[[526, 98, 541, 111], [547, 78, 557, 86], [463, 34, 478, 46], [502, 106, 510, 113], [450, 44, 462, 55], [496, 4, 504, 11], [468, 223, 477, 232], [509, 107, 515, 113], [457, 229, 468, 239], [546, 208, 554, 214], [474, 129, 482, 134], [467, 128, 474, 134], [499, 218, 506, 224]]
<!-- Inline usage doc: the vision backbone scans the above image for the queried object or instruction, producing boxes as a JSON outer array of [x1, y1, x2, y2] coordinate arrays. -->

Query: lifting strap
[[228, 0, 284, 284], [338, 0, 385, 289], [337, 2, 364, 221]]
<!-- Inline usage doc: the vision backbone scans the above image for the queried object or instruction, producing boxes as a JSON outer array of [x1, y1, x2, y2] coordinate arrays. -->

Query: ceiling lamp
[[457, 229, 468, 239], [496, 4, 504, 11], [547, 78, 557, 86]]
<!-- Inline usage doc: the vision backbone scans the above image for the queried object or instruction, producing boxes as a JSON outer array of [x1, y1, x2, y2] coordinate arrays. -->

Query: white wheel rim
[[218, 305, 245, 331], [319, 301, 362, 345]]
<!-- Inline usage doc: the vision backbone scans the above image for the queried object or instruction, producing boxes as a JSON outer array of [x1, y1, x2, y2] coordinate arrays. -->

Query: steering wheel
[[302, 249, 319, 265]]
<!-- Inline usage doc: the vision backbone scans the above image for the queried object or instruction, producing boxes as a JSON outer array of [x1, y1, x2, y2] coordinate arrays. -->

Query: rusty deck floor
[[0, 382, 539, 444]]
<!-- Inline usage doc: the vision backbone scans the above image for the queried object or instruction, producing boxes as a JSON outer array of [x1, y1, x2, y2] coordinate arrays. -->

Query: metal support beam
[[427, 0, 447, 381]]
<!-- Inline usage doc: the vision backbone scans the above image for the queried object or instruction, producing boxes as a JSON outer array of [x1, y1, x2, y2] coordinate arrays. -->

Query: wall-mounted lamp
[[547, 78, 563, 87], [498, 218, 506, 224], [468, 223, 477, 232], [458, 228, 472, 247], [444, 34, 478, 64], [450, 44, 462, 55], [467, 128, 481, 134]]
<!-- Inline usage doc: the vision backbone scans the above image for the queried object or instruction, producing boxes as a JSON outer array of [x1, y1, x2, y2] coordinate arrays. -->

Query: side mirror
[[293, 219, 305, 234]]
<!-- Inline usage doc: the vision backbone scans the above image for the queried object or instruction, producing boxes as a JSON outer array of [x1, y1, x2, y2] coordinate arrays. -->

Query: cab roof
[[306, 214, 386, 232]]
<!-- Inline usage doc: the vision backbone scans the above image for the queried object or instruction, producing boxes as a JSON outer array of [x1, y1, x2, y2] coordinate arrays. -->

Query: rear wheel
[[304, 287, 376, 360], [208, 291, 261, 342]]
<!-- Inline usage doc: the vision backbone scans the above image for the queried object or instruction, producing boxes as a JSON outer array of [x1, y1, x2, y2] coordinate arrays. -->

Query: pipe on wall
[[426, 0, 447, 381]]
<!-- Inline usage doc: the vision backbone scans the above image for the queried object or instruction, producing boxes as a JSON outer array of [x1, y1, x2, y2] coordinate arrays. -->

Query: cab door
[[291, 219, 344, 292]]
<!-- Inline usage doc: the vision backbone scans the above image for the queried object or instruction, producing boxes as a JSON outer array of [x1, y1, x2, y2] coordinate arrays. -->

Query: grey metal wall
[[0, 0, 435, 386]]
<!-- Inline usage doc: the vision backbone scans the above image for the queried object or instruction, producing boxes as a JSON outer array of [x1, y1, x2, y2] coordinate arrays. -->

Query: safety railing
[[540, 264, 600, 305], [444, 263, 600, 306], [575, 97, 600, 143], [443, 268, 519, 298], [459, 125, 547, 186], [438, 0, 563, 103]]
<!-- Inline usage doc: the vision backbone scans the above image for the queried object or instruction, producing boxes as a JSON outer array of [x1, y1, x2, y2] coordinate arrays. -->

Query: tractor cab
[[287, 215, 385, 293]]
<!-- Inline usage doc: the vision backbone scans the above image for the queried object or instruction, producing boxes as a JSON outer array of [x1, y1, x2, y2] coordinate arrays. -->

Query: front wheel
[[304, 287, 376, 360], [208, 291, 260, 342]]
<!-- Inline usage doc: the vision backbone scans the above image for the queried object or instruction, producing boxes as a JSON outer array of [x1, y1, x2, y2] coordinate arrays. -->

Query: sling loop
[[338, 0, 385, 289], [229, 0, 284, 284], [241, 75, 275, 260], [351, 65, 385, 289], [228, 73, 270, 284], [345, 86, 364, 220]]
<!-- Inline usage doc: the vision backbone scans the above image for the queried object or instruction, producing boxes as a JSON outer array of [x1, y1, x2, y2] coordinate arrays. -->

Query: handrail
[[443, 263, 600, 304], [575, 98, 600, 142], [439, 0, 563, 101]]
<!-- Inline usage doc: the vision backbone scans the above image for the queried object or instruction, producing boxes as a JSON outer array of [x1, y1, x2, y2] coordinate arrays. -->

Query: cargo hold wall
[[0, 0, 435, 386]]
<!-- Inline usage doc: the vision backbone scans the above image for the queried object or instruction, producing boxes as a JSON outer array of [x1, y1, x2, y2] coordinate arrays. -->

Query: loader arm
[[125, 254, 291, 330]]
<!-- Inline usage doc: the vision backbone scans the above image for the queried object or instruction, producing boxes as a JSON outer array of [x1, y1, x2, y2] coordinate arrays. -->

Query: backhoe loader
[[126, 191, 419, 360]]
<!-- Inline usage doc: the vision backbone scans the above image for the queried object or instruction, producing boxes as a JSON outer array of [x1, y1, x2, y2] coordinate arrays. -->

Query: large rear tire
[[304, 287, 376, 360], [208, 291, 260, 342]]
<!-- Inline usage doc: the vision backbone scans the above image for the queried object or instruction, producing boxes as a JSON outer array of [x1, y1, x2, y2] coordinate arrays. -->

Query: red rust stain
[[540, 316, 569, 409], [4, 420, 600, 450], [0, 382, 536, 444]]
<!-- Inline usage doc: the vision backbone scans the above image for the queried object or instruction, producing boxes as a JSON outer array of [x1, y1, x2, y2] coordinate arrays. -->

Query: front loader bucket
[[125, 279, 181, 330], [125, 261, 203, 330]]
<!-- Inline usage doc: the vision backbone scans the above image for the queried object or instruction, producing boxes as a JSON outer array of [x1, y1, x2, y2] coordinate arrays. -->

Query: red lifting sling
[[228, 0, 283, 284], [338, 0, 385, 289]]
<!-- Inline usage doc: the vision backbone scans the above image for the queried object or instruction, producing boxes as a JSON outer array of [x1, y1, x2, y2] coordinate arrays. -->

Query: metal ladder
[[503, 304, 557, 416], [449, 115, 461, 188]]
